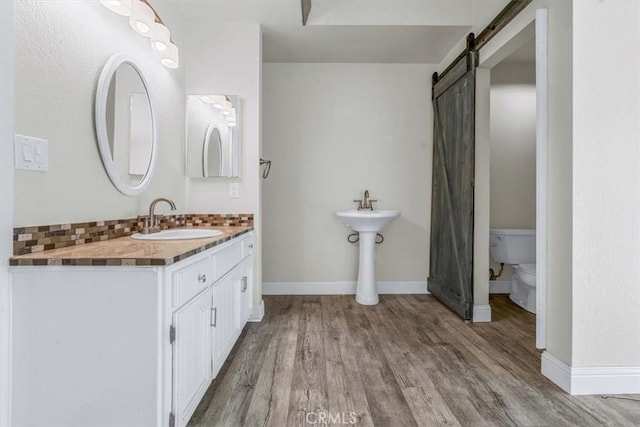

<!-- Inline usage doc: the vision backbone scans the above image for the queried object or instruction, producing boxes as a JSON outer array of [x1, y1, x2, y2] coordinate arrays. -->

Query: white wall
[[262, 63, 432, 284], [490, 62, 536, 230], [573, 1, 640, 368], [0, 2, 15, 424], [14, 1, 186, 227], [184, 23, 262, 214], [184, 23, 263, 315]]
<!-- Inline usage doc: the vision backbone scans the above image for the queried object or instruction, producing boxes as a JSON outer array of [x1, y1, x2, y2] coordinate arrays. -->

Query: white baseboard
[[541, 351, 572, 393], [472, 304, 492, 322], [247, 299, 265, 322], [262, 281, 429, 296], [489, 279, 512, 294], [541, 351, 640, 395]]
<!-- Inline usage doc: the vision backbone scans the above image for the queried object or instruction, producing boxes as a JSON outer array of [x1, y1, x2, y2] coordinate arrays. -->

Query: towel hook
[[260, 158, 271, 179]]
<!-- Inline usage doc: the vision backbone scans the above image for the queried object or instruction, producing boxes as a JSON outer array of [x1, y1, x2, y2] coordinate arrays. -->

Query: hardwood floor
[[189, 295, 640, 426]]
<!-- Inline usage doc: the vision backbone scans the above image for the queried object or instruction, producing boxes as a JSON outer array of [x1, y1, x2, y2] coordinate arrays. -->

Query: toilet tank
[[489, 229, 536, 264]]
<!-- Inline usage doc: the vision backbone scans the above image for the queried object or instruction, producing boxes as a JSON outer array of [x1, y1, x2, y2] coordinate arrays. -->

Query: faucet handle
[[368, 199, 378, 210], [353, 199, 363, 210]]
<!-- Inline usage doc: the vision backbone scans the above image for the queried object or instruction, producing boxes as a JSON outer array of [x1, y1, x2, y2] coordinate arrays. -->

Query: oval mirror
[[95, 53, 156, 196], [203, 124, 223, 177]]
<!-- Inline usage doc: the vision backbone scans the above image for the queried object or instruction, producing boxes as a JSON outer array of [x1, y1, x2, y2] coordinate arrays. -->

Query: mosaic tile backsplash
[[13, 214, 253, 256]]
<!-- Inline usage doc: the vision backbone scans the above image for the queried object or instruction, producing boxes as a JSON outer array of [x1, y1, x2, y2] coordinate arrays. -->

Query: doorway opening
[[478, 10, 548, 349]]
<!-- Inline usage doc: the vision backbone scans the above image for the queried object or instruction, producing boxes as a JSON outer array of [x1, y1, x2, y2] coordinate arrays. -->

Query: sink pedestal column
[[355, 231, 379, 305]]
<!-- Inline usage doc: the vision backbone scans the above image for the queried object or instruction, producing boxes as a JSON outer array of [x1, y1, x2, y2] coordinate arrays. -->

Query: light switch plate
[[229, 182, 240, 199], [15, 134, 48, 172]]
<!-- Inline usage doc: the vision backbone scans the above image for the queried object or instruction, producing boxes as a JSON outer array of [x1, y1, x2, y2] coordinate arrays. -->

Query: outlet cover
[[229, 182, 240, 199], [15, 134, 48, 172]]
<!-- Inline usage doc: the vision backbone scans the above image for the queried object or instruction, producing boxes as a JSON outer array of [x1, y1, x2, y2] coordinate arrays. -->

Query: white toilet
[[489, 229, 536, 313]]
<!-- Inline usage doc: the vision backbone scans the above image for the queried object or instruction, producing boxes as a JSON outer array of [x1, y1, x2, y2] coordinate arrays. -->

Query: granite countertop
[[10, 226, 253, 267]]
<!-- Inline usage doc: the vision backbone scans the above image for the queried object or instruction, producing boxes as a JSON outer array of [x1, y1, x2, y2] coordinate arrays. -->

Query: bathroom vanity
[[10, 228, 254, 427]]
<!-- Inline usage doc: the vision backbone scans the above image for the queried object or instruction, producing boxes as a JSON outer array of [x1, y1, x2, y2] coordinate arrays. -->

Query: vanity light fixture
[[129, 0, 155, 36], [226, 109, 237, 127], [160, 43, 179, 69], [150, 22, 171, 52], [99, 0, 131, 16], [100, 0, 179, 69], [221, 100, 233, 116], [210, 96, 228, 110]]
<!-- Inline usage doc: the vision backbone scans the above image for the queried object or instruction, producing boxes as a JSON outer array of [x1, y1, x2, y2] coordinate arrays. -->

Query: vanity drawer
[[214, 241, 243, 280], [172, 257, 214, 308]]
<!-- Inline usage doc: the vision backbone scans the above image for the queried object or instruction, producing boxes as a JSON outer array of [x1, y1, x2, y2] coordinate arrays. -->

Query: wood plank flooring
[[189, 295, 640, 426]]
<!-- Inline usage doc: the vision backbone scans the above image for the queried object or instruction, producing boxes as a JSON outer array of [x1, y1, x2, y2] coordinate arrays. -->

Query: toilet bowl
[[489, 229, 536, 314], [511, 263, 536, 313]]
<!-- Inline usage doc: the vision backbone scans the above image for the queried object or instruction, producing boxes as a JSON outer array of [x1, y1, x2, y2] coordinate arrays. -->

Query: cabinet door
[[211, 266, 243, 377], [172, 288, 213, 427], [241, 256, 254, 325]]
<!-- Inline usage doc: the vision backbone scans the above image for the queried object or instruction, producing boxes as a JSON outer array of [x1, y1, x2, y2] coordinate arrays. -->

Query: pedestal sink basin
[[336, 209, 400, 305], [131, 228, 224, 241]]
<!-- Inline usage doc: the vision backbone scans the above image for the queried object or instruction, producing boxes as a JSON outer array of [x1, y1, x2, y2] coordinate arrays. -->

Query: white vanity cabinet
[[11, 231, 254, 427], [172, 287, 214, 427], [240, 242, 254, 325], [210, 265, 242, 377]]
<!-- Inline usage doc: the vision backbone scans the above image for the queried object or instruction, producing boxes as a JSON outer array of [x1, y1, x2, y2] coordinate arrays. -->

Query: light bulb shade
[[100, 0, 132, 16], [225, 108, 237, 127], [221, 100, 233, 115], [150, 22, 170, 52], [129, 1, 156, 37], [160, 43, 179, 69], [210, 95, 228, 109]]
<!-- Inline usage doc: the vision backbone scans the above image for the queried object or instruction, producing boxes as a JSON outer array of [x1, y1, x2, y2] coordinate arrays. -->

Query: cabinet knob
[[198, 273, 207, 283], [248, 243, 253, 249]]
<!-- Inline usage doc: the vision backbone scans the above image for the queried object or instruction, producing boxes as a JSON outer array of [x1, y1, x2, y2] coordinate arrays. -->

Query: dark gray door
[[429, 58, 476, 320]]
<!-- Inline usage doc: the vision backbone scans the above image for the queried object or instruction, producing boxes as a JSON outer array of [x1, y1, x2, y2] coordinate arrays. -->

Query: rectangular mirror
[[186, 95, 241, 178]]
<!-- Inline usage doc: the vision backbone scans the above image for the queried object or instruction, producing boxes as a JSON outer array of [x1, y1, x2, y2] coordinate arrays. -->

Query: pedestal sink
[[336, 209, 400, 305]]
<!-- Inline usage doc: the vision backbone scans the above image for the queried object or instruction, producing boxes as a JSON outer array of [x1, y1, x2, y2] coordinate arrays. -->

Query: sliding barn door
[[429, 57, 476, 320]]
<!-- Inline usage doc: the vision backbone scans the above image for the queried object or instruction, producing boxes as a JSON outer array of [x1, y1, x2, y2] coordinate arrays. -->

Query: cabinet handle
[[241, 276, 248, 292], [198, 273, 207, 283], [248, 243, 253, 249], [211, 307, 217, 327]]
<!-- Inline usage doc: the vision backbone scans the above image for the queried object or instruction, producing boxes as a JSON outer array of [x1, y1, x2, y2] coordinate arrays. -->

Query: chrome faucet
[[143, 198, 177, 234], [354, 190, 377, 211]]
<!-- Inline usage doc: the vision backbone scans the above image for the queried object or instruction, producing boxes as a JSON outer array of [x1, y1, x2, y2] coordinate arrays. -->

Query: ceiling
[[164, 0, 514, 64], [262, 25, 469, 63]]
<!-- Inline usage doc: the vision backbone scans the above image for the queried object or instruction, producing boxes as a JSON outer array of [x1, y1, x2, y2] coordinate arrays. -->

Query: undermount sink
[[130, 228, 224, 241], [335, 209, 401, 233]]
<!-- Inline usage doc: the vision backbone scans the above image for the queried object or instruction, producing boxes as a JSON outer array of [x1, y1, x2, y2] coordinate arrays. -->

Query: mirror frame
[[95, 53, 157, 196], [185, 94, 241, 179]]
